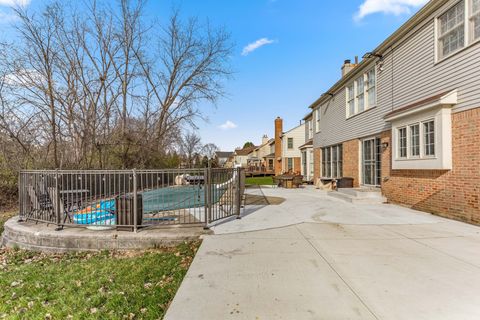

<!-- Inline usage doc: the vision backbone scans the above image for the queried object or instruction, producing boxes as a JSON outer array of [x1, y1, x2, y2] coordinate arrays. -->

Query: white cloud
[[0, 0, 30, 7], [219, 120, 238, 130], [241, 38, 276, 56], [354, 0, 428, 21]]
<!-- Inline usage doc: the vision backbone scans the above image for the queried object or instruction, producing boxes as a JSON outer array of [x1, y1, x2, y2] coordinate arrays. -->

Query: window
[[356, 76, 365, 113], [410, 124, 420, 157], [366, 69, 376, 107], [287, 138, 293, 149], [424, 121, 435, 156], [398, 127, 407, 158], [347, 84, 355, 117], [321, 144, 343, 178], [438, 1, 465, 59], [346, 68, 376, 117], [315, 108, 321, 133], [308, 120, 313, 139], [287, 158, 293, 171], [471, 0, 480, 41], [268, 159, 274, 171]]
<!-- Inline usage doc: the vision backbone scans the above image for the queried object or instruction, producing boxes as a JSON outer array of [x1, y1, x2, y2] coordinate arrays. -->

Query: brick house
[[308, 0, 480, 224]]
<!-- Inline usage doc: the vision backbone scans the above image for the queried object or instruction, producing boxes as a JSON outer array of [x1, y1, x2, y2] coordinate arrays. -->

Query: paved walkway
[[165, 186, 480, 320]]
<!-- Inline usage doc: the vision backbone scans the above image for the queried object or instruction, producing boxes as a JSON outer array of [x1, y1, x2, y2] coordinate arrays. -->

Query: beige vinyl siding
[[282, 123, 305, 159], [313, 0, 480, 149]]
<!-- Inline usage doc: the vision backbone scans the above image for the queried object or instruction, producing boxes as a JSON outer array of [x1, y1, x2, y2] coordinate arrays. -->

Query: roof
[[264, 153, 275, 158], [254, 138, 274, 151], [299, 140, 313, 149], [234, 146, 256, 156], [308, 0, 447, 110], [384, 90, 457, 121], [215, 151, 234, 158]]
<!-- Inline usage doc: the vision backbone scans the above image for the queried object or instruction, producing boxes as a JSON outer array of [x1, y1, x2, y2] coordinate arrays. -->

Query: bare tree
[[180, 132, 202, 168], [202, 143, 219, 159]]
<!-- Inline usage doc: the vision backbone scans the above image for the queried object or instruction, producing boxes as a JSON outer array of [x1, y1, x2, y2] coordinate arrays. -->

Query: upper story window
[[437, 0, 480, 60], [315, 108, 321, 133], [287, 137, 294, 149], [308, 119, 313, 139], [471, 0, 480, 41], [346, 67, 376, 118], [438, 1, 465, 59]]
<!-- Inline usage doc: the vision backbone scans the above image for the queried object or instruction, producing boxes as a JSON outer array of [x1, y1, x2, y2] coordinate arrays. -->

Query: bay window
[[424, 121, 435, 156], [398, 127, 407, 158], [321, 144, 343, 178], [410, 124, 420, 157], [346, 67, 376, 117]]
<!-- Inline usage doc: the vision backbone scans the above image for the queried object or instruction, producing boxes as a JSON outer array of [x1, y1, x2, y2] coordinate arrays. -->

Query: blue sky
[[0, 0, 428, 151]]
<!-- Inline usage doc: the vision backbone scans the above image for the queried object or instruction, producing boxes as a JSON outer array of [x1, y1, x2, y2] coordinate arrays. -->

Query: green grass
[[245, 176, 274, 186], [0, 210, 15, 235], [0, 241, 200, 319]]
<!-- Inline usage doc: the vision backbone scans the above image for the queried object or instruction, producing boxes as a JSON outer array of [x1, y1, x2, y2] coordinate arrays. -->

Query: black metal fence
[[18, 168, 245, 231]]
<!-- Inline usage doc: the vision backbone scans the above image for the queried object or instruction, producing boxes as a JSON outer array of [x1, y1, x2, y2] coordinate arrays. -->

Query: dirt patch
[[244, 194, 285, 206]]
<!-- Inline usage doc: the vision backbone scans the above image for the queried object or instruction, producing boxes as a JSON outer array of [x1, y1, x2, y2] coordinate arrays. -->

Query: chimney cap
[[344, 59, 351, 64]]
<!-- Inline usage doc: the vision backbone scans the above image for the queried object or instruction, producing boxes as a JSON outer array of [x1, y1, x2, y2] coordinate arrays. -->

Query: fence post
[[55, 169, 62, 230], [203, 167, 209, 229], [18, 172, 24, 222], [236, 168, 242, 219], [133, 169, 138, 233]]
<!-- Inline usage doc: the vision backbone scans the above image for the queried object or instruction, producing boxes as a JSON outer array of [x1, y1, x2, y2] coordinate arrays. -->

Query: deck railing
[[19, 168, 245, 231]]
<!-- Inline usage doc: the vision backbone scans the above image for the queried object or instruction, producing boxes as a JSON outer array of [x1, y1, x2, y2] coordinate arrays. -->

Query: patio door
[[362, 138, 381, 186]]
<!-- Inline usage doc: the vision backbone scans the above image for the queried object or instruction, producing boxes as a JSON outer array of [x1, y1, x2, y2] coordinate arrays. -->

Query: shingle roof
[[215, 151, 234, 158], [234, 146, 256, 156]]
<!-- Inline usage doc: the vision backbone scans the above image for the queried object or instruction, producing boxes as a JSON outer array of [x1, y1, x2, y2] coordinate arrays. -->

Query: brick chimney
[[341, 56, 358, 77], [274, 117, 283, 175]]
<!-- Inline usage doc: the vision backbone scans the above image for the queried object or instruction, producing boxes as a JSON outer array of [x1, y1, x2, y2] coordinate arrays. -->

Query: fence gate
[[205, 168, 245, 224]]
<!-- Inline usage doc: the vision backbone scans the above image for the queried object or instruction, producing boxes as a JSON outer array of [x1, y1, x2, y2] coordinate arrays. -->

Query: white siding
[[282, 123, 305, 158], [313, 0, 480, 149]]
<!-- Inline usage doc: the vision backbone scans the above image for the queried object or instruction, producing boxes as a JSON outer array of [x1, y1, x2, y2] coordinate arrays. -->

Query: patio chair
[[48, 187, 72, 224], [27, 185, 54, 221]]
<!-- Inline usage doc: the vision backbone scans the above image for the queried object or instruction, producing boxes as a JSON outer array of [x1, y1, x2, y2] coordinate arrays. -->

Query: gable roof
[[234, 146, 256, 156]]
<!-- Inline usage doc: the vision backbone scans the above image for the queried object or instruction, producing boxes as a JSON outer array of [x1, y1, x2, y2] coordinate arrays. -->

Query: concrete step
[[328, 188, 387, 204]]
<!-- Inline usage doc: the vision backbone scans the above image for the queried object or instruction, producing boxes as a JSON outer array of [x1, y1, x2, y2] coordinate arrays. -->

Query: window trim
[[345, 67, 377, 118], [321, 144, 343, 179], [315, 108, 321, 133], [287, 137, 294, 149], [395, 119, 436, 161], [435, 0, 480, 63]]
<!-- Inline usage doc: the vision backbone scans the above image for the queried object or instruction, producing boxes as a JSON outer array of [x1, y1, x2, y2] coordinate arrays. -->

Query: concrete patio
[[165, 186, 480, 320]]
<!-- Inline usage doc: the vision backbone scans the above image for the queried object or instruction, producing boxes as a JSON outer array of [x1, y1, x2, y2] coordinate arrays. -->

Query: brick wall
[[313, 148, 321, 181], [382, 108, 480, 225], [294, 157, 301, 174], [342, 139, 360, 187]]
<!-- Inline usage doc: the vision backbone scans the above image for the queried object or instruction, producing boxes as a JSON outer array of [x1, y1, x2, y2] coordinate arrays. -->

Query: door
[[362, 138, 381, 186]]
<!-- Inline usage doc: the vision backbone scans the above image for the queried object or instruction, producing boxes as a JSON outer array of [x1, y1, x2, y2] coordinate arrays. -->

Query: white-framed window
[[345, 67, 376, 117], [470, 0, 480, 41], [308, 119, 313, 139], [315, 108, 321, 133], [356, 76, 365, 113], [424, 120, 435, 156], [396, 120, 435, 160], [438, 1, 465, 59], [287, 157, 293, 171], [287, 137, 294, 149], [321, 144, 343, 178], [410, 124, 420, 157], [398, 127, 407, 158], [347, 84, 355, 117], [366, 69, 376, 107]]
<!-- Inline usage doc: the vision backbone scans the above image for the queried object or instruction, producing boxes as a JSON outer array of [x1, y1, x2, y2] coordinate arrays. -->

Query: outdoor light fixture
[[363, 52, 383, 60], [382, 142, 389, 150], [323, 92, 334, 97]]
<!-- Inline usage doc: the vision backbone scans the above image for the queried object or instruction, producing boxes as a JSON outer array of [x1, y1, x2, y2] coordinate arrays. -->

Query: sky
[[0, 0, 429, 151]]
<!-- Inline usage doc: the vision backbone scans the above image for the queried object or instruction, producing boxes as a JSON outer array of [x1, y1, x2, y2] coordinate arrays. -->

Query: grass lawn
[[0, 241, 200, 319], [245, 176, 274, 186]]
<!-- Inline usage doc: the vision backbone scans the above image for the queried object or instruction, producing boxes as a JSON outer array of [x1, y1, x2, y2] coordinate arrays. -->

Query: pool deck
[[165, 186, 480, 320]]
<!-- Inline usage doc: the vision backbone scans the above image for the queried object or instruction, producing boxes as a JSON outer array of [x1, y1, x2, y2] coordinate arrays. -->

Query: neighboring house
[[300, 112, 314, 182], [308, 0, 480, 224], [273, 117, 306, 175], [247, 135, 275, 173], [233, 146, 256, 168], [215, 151, 234, 167]]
